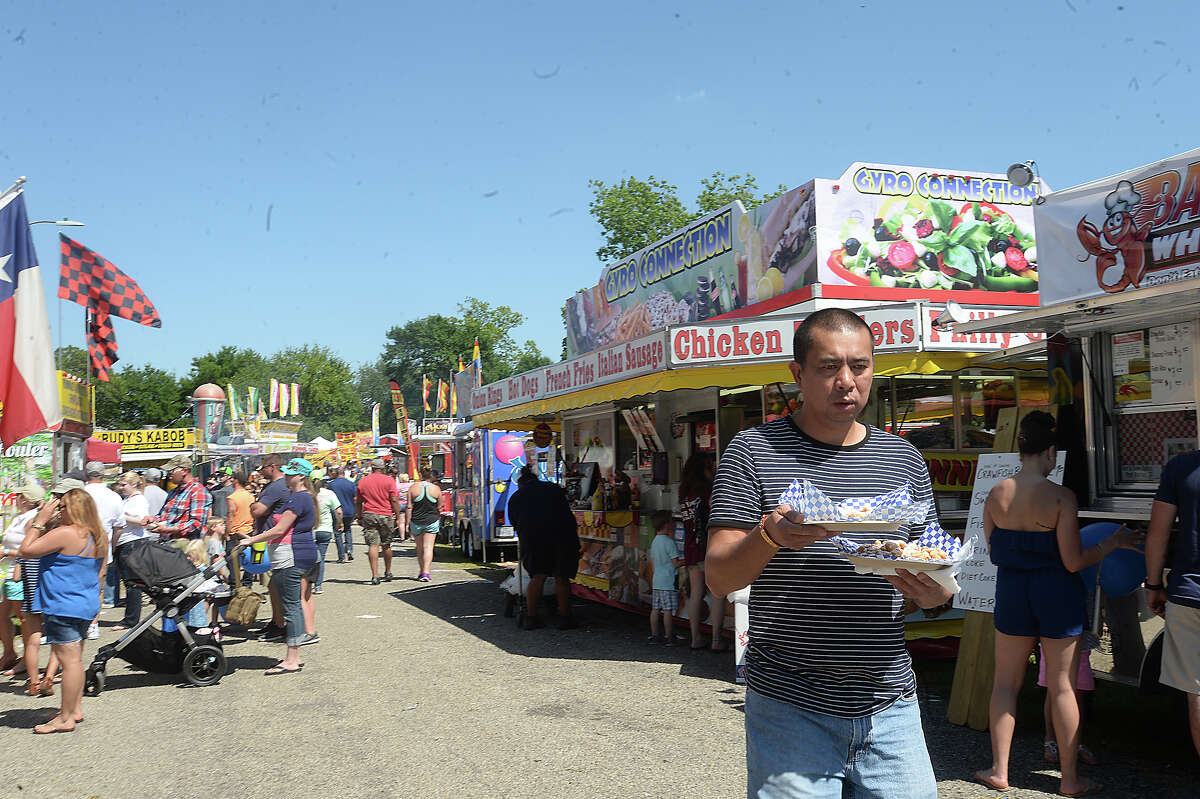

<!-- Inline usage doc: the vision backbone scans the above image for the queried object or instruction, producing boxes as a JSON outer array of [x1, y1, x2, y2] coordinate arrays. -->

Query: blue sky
[[5, 0, 1196, 380]]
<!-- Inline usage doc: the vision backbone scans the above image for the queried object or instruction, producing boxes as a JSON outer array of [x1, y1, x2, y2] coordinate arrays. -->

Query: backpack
[[224, 585, 264, 625]]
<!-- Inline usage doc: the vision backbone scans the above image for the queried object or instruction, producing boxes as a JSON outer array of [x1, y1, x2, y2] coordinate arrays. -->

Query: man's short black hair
[[792, 308, 874, 364]]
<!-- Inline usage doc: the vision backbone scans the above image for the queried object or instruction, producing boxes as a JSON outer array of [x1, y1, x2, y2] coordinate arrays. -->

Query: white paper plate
[[807, 519, 904, 532], [845, 553, 953, 572]]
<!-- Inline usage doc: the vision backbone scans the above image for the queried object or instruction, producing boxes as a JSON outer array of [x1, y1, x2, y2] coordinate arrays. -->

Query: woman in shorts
[[19, 487, 106, 733], [0, 485, 44, 677], [678, 454, 727, 651], [406, 467, 441, 582], [974, 412, 1137, 796]]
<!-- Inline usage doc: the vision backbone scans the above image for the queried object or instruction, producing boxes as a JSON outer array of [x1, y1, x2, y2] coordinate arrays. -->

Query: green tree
[[265, 345, 365, 441], [94, 365, 187, 429], [377, 297, 550, 414], [54, 346, 88, 377], [186, 346, 269, 392], [588, 170, 789, 265], [695, 171, 788, 214], [588, 176, 691, 262]]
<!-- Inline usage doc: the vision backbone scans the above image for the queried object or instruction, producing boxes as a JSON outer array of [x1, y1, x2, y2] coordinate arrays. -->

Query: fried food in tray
[[854, 539, 951, 562]]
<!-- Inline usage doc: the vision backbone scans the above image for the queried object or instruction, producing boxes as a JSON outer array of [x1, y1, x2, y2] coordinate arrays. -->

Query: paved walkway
[[1, 536, 1196, 798]]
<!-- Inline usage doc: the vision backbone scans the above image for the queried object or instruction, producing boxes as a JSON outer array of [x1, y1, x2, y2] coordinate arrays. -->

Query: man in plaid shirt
[[145, 454, 210, 540]]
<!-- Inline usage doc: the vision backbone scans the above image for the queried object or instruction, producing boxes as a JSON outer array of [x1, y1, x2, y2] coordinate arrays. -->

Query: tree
[[186, 346, 269, 392], [94, 365, 187, 429], [588, 170, 789, 264], [588, 176, 691, 262], [695, 171, 788, 214], [265, 345, 366, 441], [54, 346, 88, 377], [377, 297, 550, 413]]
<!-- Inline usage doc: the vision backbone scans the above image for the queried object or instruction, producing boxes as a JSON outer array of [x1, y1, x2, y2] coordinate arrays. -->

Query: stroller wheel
[[84, 667, 105, 697], [182, 644, 226, 687]]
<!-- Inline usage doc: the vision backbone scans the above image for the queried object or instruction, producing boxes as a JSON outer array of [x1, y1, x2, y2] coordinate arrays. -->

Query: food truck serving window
[[1101, 325, 1197, 488]]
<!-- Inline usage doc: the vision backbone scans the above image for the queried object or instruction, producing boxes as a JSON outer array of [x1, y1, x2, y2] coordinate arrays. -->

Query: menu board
[[1150, 323, 1194, 405], [954, 451, 1065, 613], [1111, 329, 1151, 403]]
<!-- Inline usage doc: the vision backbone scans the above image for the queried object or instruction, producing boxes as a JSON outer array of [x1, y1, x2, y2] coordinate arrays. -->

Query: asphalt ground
[[1, 531, 1197, 799]]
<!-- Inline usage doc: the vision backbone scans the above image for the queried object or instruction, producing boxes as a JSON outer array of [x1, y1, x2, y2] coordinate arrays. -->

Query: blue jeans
[[104, 557, 122, 605], [314, 530, 332, 589], [745, 687, 936, 798], [334, 516, 353, 560], [270, 566, 306, 647]]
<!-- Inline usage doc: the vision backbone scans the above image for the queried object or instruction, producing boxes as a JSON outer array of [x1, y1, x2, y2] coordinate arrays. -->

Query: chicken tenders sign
[[1035, 146, 1200, 304]]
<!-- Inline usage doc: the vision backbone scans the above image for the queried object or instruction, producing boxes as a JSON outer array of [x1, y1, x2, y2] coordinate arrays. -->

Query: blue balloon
[[1079, 522, 1144, 597]]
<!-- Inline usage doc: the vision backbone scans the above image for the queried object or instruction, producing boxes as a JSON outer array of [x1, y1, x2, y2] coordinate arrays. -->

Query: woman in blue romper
[[973, 411, 1138, 797]]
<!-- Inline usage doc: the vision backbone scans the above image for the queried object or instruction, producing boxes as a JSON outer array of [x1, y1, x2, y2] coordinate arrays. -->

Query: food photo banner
[[565, 182, 820, 357], [1033, 146, 1200, 305], [815, 162, 1044, 299]]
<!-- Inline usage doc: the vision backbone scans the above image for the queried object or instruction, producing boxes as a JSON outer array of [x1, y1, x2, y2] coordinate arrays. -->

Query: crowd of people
[[0, 452, 441, 727]]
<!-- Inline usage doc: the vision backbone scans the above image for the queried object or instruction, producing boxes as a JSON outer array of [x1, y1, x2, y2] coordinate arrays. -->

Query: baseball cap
[[282, 457, 314, 476], [161, 454, 192, 472], [51, 477, 85, 494], [370, 458, 385, 469], [16, 484, 45, 503], [84, 461, 107, 478]]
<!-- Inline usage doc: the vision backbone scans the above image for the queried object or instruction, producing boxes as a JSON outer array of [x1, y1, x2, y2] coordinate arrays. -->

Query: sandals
[[264, 662, 303, 676], [1044, 740, 1099, 766]]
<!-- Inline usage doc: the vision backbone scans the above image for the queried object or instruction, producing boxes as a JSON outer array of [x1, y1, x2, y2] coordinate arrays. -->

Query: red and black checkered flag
[[89, 311, 119, 382], [58, 234, 161, 328]]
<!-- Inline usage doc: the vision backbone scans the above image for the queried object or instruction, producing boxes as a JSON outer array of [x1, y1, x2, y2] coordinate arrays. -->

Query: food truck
[[956, 146, 1200, 688], [469, 159, 1057, 642], [450, 425, 555, 562]]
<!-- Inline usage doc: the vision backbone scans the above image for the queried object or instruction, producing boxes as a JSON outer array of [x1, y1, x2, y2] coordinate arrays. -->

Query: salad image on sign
[[816, 163, 1043, 298]]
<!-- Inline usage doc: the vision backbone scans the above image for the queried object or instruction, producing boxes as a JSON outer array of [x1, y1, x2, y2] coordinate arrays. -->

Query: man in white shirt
[[142, 468, 168, 517], [84, 461, 126, 639]]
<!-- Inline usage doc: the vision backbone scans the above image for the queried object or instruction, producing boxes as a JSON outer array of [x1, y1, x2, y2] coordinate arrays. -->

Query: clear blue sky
[[5, 0, 1196, 381]]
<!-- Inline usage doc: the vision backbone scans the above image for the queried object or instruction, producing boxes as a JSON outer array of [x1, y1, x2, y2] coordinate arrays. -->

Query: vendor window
[[890, 376, 956, 450], [959, 376, 1017, 449]]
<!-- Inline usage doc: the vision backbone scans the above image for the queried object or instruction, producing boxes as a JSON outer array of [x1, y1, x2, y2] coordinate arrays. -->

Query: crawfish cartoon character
[[1076, 180, 1152, 293]]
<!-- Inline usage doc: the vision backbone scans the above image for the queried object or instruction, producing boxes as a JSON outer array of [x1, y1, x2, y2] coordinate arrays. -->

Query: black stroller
[[85, 539, 230, 695]]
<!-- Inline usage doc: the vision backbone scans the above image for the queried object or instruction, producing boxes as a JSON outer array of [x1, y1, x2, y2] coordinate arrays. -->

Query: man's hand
[[1147, 588, 1168, 618], [883, 569, 953, 609], [764, 505, 835, 550]]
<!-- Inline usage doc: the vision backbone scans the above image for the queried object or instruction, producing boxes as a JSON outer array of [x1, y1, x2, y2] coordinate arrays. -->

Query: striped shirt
[[709, 417, 937, 718]]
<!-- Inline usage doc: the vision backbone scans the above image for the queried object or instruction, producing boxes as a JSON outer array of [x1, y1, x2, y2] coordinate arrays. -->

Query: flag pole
[[0, 176, 26, 203], [85, 307, 96, 423]]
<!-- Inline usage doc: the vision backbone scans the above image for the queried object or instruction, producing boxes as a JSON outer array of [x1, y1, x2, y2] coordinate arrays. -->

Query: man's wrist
[[1144, 580, 1165, 591], [755, 517, 780, 550]]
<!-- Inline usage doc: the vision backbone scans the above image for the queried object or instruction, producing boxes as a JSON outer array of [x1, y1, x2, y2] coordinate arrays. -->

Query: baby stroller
[[85, 539, 230, 695]]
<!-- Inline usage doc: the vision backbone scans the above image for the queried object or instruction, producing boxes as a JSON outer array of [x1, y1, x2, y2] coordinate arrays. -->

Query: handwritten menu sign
[[954, 451, 1066, 613], [1150, 323, 1193, 405]]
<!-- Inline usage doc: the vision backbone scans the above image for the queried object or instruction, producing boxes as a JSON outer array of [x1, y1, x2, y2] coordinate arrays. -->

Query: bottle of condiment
[[696, 274, 711, 320], [709, 268, 723, 316]]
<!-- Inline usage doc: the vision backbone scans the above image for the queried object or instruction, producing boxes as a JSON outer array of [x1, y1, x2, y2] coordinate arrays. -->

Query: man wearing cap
[[84, 462, 125, 618], [142, 469, 168, 517], [326, 466, 357, 563], [355, 458, 402, 585], [144, 455, 209, 540], [210, 471, 234, 521]]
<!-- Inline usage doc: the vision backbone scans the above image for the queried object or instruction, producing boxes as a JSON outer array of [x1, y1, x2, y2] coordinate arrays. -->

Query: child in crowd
[[648, 510, 683, 646], [180, 539, 213, 629], [204, 519, 229, 624]]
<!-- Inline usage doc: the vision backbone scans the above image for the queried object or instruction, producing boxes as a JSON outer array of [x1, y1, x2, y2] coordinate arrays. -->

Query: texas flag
[[0, 190, 61, 446]]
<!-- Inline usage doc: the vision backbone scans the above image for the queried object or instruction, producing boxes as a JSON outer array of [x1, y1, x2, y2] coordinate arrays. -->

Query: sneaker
[[646, 634, 662, 644], [335, 559, 345, 564], [313, 587, 324, 595], [663, 637, 675, 647], [417, 573, 431, 582], [383, 573, 394, 582], [101, 602, 115, 609], [258, 624, 285, 642], [299, 632, 320, 646], [370, 577, 381, 585], [87, 621, 100, 640], [347, 554, 354, 561]]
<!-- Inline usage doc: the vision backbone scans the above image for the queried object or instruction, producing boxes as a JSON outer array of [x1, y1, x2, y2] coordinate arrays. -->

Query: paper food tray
[[844, 553, 953, 572], [806, 519, 904, 532]]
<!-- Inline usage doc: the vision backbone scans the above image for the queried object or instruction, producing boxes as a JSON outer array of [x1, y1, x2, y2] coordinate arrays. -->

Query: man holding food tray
[[707, 308, 950, 799]]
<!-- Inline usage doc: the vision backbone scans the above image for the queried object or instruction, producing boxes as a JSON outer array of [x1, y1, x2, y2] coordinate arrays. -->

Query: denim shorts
[[745, 687, 936, 798], [42, 614, 90, 645]]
